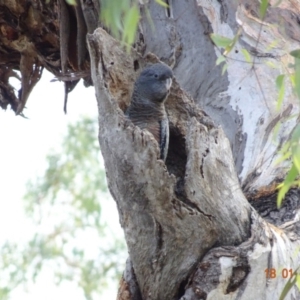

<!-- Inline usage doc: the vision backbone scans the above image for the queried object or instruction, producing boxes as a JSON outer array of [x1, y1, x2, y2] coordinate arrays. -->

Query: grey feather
[[126, 63, 173, 161]]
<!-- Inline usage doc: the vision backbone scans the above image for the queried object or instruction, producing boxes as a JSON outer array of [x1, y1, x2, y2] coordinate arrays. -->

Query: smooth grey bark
[[139, 0, 300, 192]]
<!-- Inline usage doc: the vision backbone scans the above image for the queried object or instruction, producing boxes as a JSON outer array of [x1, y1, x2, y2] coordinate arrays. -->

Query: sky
[[0, 71, 124, 299]]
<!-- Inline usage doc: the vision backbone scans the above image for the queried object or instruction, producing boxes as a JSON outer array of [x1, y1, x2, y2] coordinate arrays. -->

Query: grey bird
[[126, 63, 173, 161]]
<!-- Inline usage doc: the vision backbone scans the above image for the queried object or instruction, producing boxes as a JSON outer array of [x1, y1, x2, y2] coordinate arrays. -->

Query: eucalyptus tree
[[1, 1, 300, 299]]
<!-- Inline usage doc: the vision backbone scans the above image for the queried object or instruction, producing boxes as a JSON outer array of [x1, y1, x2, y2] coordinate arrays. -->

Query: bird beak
[[166, 78, 172, 90]]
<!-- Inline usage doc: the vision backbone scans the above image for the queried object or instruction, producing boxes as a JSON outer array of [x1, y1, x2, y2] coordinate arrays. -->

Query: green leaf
[[284, 163, 298, 186], [122, 5, 140, 51], [275, 150, 292, 165], [277, 184, 289, 208], [155, 0, 168, 8], [277, 163, 298, 208], [275, 141, 291, 165], [293, 148, 300, 173], [290, 50, 300, 59], [210, 34, 233, 48], [65, 0, 76, 5], [224, 28, 242, 55], [295, 58, 300, 99], [279, 274, 297, 300], [272, 121, 281, 142], [275, 74, 285, 110], [290, 73, 296, 87], [265, 61, 278, 69], [296, 274, 300, 290], [216, 55, 226, 66], [100, 0, 141, 49], [280, 141, 291, 155], [260, 0, 269, 19], [266, 39, 279, 51], [276, 74, 285, 90], [291, 125, 300, 172], [222, 63, 228, 75], [241, 49, 252, 63], [101, 0, 123, 38], [292, 125, 300, 142], [279, 267, 300, 300]]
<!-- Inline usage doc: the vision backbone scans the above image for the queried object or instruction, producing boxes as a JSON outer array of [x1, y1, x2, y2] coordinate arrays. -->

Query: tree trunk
[[86, 1, 300, 299], [2, 0, 300, 299]]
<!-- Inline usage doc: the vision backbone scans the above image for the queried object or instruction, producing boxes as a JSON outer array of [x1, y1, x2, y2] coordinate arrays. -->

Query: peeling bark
[[88, 25, 300, 299], [139, 0, 300, 192], [179, 211, 300, 300]]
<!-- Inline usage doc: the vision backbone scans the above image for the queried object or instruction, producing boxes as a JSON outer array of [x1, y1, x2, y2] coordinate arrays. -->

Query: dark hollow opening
[[165, 124, 187, 180], [177, 276, 189, 299], [248, 188, 300, 228], [133, 59, 140, 71]]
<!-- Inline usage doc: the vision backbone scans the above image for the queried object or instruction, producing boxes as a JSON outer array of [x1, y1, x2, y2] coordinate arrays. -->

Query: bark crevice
[[88, 28, 252, 299]]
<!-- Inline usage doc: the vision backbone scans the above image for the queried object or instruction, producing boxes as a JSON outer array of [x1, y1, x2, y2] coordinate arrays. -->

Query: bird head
[[134, 63, 173, 103]]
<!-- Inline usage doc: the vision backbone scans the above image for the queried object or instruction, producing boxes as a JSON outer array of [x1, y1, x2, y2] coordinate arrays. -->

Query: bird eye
[[154, 74, 158, 78]]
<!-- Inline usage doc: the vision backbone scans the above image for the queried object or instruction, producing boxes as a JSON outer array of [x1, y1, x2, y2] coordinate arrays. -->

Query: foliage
[[209, 0, 300, 210], [0, 117, 126, 300], [100, 0, 168, 51], [65, 0, 76, 5], [279, 267, 300, 300], [210, 0, 300, 298], [62, 0, 169, 50]]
